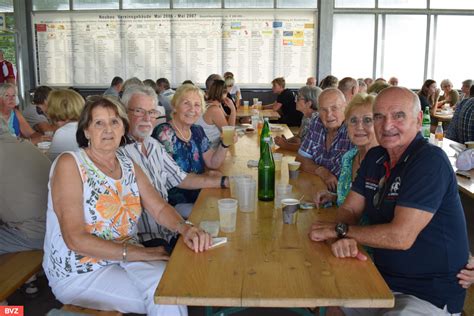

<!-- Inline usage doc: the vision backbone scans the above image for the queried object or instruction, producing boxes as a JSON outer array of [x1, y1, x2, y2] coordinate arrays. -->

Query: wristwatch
[[220, 176, 228, 188], [335, 223, 349, 239], [220, 140, 230, 148]]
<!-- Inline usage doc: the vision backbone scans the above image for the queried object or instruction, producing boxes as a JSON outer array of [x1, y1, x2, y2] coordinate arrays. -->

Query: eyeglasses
[[128, 107, 161, 119], [348, 116, 373, 127]]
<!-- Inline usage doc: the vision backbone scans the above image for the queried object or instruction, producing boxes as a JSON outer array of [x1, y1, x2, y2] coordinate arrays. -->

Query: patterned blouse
[[336, 147, 358, 207], [336, 147, 369, 227], [152, 123, 210, 205], [43, 150, 142, 282]]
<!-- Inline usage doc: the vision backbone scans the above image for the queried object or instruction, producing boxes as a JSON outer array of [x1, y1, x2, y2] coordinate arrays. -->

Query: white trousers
[[50, 260, 187, 316]]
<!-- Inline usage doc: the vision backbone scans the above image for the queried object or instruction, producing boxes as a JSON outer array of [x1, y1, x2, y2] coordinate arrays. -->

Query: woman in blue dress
[[152, 84, 235, 208]]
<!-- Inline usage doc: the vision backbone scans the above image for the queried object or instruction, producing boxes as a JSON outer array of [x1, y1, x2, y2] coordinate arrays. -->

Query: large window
[[429, 15, 474, 88], [332, 1, 473, 88], [377, 15, 426, 88], [332, 14, 375, 79]]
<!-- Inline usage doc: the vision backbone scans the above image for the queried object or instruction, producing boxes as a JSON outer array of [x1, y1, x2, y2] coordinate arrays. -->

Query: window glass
[[377, 15, 426, 89], [0, 0, 12, 12], [123, 0, 169, 9], [225, 0, 273, 8], [334, 0, 374, 8], [332, 14, 375, 80], [430, 15, 474, 88], [32, 0, 69, 11], [173, 0, 220, 8], [277, 0, 317, 9], [430, 0, 474, 10], [73, 0, 119, 10], [378, 0, 426, 9]]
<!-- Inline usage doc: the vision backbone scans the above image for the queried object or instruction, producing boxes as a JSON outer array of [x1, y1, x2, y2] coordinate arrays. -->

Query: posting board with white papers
[[32, 11, 316, 87]]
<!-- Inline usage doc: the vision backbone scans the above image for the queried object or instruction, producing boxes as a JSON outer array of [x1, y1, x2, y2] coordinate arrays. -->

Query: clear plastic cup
[[218, 198, 238, 233], [229, 174, 252, 198], [222, 126, 235, 146], [273, 153, 283, 172], [243, 100, 249, 111], [275, 183, 292, 209], [236, 178, 256, 213], [253, 97, 259, 107]]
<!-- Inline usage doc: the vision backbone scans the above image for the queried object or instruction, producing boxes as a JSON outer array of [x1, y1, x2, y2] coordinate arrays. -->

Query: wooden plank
[[155, 125, 394, 308], [0, 250, 43, 301]]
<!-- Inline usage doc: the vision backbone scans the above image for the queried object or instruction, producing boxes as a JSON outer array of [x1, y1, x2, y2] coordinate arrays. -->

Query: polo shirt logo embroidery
[[388, 176, 401, 197]]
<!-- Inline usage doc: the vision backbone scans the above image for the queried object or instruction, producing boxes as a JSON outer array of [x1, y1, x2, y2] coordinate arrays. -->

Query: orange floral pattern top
[[43, 149, 142, 281]]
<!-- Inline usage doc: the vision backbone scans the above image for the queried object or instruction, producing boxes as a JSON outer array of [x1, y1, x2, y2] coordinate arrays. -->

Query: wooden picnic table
[[155, 124, 394, 309], [435, 136, 474, 199]]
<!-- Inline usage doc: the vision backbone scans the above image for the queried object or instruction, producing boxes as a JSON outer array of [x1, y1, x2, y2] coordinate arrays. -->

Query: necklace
[[171, 121, 191, 142], [88, 151, 117, 174]]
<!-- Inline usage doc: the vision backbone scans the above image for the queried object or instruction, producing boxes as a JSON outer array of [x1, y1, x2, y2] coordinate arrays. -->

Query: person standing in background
[[0, 49, 15, 84]]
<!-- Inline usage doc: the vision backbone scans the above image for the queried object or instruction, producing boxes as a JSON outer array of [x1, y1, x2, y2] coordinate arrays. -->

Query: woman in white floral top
[[43, 96, 210, 315]]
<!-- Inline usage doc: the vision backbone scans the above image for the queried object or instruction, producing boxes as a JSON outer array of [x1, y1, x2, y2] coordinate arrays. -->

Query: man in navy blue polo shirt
[[309, 87, 469, 315]]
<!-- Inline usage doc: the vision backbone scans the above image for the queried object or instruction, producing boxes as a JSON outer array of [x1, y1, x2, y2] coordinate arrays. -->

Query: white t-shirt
[[48, 122, 79, 161]]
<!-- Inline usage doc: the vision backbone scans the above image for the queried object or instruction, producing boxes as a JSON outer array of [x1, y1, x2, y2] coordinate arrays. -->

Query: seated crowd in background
[[0, 72, 473, 315]]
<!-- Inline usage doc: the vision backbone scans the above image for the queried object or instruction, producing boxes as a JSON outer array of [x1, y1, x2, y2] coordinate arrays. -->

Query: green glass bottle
[[260, 117, 271, 155], [258, 136, 275, 201], [422, 106, 431, 139]]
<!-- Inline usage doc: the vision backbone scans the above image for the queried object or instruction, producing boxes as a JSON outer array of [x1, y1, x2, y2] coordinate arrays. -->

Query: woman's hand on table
[[330, 238, 367, 261], [274, 135, 287, 147], [313, 190, 336, 208], [182, 226, 212, 253]]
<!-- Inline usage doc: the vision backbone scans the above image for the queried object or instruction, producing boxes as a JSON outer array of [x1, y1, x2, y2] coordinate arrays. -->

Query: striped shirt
[[118, 136, 187, 243]]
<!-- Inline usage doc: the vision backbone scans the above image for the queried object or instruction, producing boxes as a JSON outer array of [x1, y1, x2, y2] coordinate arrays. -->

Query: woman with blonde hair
[[314, 93, 378, 211], [47, 89, 85, 160], [153, 84, 235, 207]]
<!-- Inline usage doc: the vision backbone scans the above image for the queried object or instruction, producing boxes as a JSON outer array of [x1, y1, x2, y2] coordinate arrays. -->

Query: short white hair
[[121, 85, 157, 109]]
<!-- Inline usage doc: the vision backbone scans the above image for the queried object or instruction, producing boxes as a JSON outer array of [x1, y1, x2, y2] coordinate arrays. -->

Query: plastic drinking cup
[[281, 198, 299, 224], [288, 161, 301, 179], [236, 178, 256, 213], [218, 198, 238, 233], [275, 183, 292, 209], [229, 174, 252, 198], [273, 153, 283, 172], [222, 126, 235, 146]]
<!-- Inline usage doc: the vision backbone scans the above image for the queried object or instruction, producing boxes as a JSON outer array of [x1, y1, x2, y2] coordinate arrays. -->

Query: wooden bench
[[0, 250, 44, 302]]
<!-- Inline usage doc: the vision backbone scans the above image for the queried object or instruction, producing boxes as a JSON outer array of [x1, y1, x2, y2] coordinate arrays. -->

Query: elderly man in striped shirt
[[118, 85, 228, 252]]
